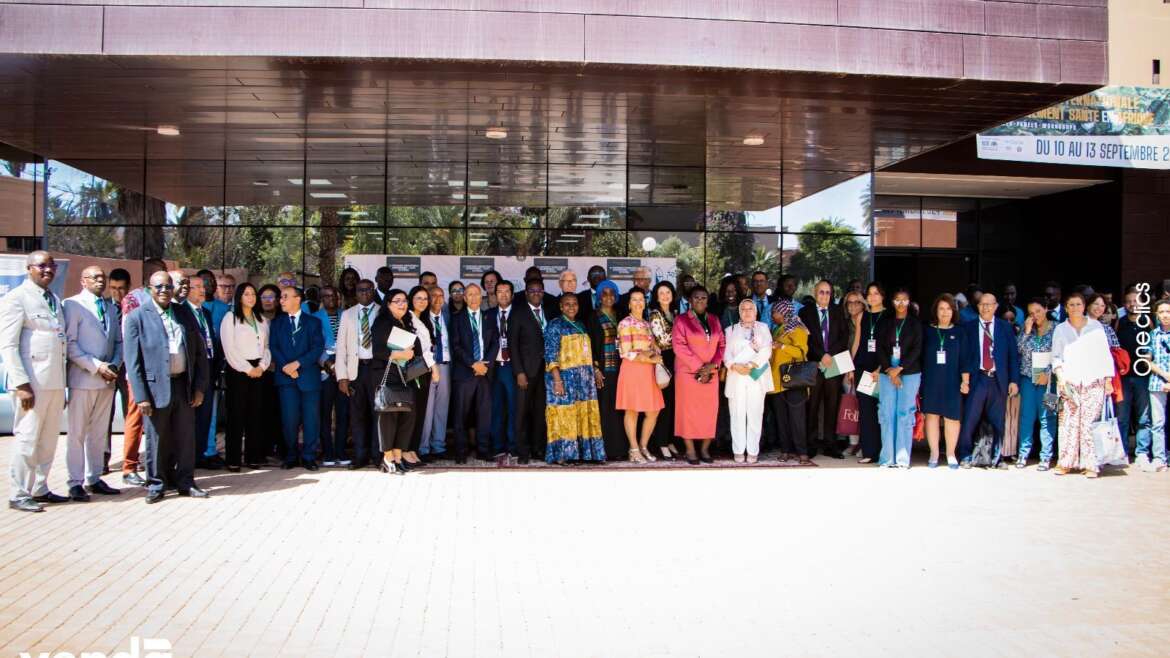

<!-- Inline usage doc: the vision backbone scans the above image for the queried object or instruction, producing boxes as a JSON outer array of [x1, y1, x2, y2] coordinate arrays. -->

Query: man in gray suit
[[63, 266, 123, 501], [0, 251, 69, 512], [123, 271, 210, 504]]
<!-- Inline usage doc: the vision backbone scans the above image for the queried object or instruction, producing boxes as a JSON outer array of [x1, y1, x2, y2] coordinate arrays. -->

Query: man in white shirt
[[486, 280, 517, 466], [63, 266, 123, 501], [335, 279, 380, 469], [420, 287, 451, 460]]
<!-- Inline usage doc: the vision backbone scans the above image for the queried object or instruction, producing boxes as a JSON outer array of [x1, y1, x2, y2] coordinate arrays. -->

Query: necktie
[[536, 307, 546, 331], [500, 309, 510, 361], [360, 307, 371, 349], [432, 315, 443, 362], [471, 312, 482, 361], [820, 308, 829, 349], [44, 290, 56, 314], [95, 298, 106, 328], [757, 298, 765, 320], [982, 322, 993, 371]]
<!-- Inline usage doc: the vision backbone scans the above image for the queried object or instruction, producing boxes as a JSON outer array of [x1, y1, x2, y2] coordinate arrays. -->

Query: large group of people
[[3, 249, 1167, 512]]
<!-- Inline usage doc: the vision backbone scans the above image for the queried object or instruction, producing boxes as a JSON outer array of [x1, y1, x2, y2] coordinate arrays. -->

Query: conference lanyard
[[867, 310, 882, 352], [935, 326, 947, 365], [892, 318, 906, 365]]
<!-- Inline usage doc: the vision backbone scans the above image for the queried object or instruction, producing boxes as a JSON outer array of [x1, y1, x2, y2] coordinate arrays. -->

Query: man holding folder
[[798, 279, 851, 459]]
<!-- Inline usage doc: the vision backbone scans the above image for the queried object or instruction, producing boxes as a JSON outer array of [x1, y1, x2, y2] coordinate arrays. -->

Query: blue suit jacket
[[123, 303, 210, 409], [269, 312, 325, 391], [961, 317, 1020, 394], [449, 307, 499, 382]]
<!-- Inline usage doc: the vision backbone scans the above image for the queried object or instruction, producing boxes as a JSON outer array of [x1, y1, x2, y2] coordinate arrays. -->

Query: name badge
[[867, 339, 876, 353], [936, 350, 946, 365], [891, 345, 901, 365], [1032, 351, 1052, 369]]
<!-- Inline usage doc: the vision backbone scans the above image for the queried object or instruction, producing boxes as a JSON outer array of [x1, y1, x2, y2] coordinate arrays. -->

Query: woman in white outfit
[[1051, 292, 1115, 478], [723, 299, 774, 463]]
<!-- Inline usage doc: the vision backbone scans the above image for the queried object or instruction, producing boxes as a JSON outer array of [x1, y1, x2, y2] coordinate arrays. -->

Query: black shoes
[[226, 465, 241, 473], [86, 480, 121, 496], [68, 485, 91, 502], [32, 491, 69, 504], [699, 455, 714, 464], [123, 472, 147, 487], [517, 456, 530, 465], [348, 460, 368, 471], [280, 461, 296, 470], [303, 460, 319, 471], [179, 486, 210, 498], [9, 499, 43, 512], [145, 490, 164, 504]]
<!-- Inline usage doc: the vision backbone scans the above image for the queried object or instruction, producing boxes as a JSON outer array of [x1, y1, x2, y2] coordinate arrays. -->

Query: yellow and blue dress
[[543, 316, 606, 463]]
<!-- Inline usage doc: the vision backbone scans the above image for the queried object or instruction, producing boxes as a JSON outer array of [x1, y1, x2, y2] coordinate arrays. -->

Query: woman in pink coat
[[673, 285, 726, 465]]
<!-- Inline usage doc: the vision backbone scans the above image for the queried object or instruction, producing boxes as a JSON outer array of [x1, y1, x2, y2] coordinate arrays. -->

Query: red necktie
[[982, 322, 993, 371]]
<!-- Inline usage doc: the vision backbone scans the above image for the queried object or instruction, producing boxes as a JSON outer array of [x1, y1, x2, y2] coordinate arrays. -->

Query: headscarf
[[774, 298, 805, 334], [596, 280, 620, 307]]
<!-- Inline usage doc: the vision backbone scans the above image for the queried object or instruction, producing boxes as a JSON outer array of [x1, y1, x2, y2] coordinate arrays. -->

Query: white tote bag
[[1092, 396, 1129, 468]]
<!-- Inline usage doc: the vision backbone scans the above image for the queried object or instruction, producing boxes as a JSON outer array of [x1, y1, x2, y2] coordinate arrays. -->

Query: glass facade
[[7, 149, 873, 296]]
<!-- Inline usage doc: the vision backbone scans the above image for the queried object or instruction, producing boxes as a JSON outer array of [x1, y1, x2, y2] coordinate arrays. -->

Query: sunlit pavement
[[2, 433, 1169, 658]]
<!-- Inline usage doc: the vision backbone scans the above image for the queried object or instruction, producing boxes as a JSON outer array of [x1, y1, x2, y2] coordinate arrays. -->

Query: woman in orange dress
[[616, 288, 665, 463], [673, 285, 726, 465]]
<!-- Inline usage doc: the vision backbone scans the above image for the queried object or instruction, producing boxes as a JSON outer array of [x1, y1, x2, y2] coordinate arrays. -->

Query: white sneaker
[[322, 460, 337, 467], [338, 459, 352, 467], [1135, 454, 1151, 468]]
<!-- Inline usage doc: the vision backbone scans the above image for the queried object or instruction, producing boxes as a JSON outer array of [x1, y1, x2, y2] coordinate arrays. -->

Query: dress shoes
[[179, 486, 210, 498], [68, 485, 91, 502], [303, 460, 319, 471], [517, 456, 530, 465], [123, 472, 147, 487], [85, 480, 121, 496], [145, 490, 164, 504], [32, 491, 70, 504], [226, 465, 241, 473], [205, 455, 226, 469], [280, 461, 296, 470], [9, 499, 43, 512], [347, 460, 368, 471]]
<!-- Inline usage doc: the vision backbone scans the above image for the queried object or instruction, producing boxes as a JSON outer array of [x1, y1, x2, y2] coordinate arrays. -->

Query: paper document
[[388, 326, 416, 350], [857, 370, 879, 398], [820, 351, 855, 378]]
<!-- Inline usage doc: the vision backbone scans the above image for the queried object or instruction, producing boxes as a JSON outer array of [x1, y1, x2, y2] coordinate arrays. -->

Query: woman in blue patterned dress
[[544, 293, 606, 464], [1016, 298, 1057, 470]]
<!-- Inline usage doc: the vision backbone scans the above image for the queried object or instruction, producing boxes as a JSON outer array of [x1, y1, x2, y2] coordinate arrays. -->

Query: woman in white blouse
[[219, 283, 272, 471], [1051, 292, 1115, 478], [723, 299, 774, 463]]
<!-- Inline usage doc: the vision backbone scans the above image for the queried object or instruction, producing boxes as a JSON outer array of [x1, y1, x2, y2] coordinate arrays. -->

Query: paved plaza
[[2, 433, 1169, 658]]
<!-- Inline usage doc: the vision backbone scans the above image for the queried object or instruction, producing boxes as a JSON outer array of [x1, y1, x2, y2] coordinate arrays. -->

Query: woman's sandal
[[639, 447, 657, 462], [629, 449, 646, 464]]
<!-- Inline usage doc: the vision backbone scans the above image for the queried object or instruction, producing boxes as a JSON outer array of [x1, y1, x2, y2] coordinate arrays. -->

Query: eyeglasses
[[390, 298, 408, 305], [83, 274, 105, 280], [894, 299, 910, 305], [450, 288, 465, 294], [150, 283, 174, 291], [260, 294, 277, 301], [217, 284, 235, 290], [815, 290, 831, 296], [30, 263, 57, 270], [526, 289, 543, 295], [356, 286, 374, 293]]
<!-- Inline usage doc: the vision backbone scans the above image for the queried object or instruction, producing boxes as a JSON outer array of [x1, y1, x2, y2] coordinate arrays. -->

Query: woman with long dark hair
[[404, 285, 437, 468], [338, 267, 360, 308], [256, 282, 284, 460], [587, 280, 625, 459], [371, 289, 424, 474], [876, 287, 922, 468], [854, 282, 886, 464], [648, 280, 680, 460], [219, 283, 272, 470]]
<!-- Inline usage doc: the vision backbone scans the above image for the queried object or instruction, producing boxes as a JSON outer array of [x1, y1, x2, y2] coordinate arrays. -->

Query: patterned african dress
[[544, 316, 606, 463]]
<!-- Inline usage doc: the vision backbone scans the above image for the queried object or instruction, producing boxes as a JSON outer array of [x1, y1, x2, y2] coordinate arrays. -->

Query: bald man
[[0, 251, 68, 511], [63, 266, 123, 500]]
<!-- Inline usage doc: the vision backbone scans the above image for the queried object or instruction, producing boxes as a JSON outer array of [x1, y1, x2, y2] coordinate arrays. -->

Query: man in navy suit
[[176, 273, 223, 470], [269, 286, 325, 470], [959, 292, 1020, 468], [449, 283, 499, 463], [123, 271, 210, 504]]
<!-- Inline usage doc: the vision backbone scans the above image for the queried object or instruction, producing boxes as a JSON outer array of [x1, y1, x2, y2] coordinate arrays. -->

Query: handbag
[[374, 364, 414, 414], [1042, 376, 1060, 413], [655, 362, 672, 389], [836, 391, 860, 436], [402, 355, 429, 383], [1092, 396, 1129, 468], [970, 420, 997, 467], [912, 394, 925, 441], [779, 361, 818, 389]]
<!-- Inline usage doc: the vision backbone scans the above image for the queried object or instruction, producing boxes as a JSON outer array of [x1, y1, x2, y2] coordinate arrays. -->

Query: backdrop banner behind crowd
[[344, 255, 679, 294]]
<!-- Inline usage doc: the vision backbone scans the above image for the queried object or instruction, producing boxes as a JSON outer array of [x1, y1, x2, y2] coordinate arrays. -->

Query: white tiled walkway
[[2, 433, 1169, 657]]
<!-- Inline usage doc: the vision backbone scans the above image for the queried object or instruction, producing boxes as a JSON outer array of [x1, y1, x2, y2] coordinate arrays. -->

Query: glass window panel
[[467, 206, 542, 230], [629, 230, 706, 288], [978, 199, 1024, 250], [46, 226, 137, 260], [707, 230, 784, 292], [922, 197, 976, 250], [705, 167, 781, 215], [148, 160, 224, 222], [545, 229, 626, 257], [783, 172, 872, 235], [162, 226, 224, 270], [224, 204, 304, 227], [1, 155, 41, 239], [386, 206, 463, 227], [223, 226, 304, 282], [387, 161, 466, 207], [546, 207, 625, 230], [45, 160, 146, 225], [305, 226, 385, 284], [465, 162, 546, 206], [783, 232, 871, 300], [706, 208, 782, 233], [627, 166, 704, 205], [466, 228, 544, 257], [873, 195, 921, 248], [547, 164, 625, 206], [225, 160, 304, 208], [306, 161, 385, 226], [387, 227, 466, 256], [627, 205, 704, 232]]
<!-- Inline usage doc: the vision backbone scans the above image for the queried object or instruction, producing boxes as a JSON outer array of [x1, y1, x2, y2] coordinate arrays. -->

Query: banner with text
[[977, 86, 1170, 169], [344, 255, 678, 294]]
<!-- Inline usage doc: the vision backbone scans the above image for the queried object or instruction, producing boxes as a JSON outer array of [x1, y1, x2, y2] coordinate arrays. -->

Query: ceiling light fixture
[[485, 127, 507, 140], [743, 135, 765, 146], [252, 180, 269, 187], [157, 125, 180, 137], [309, 192, 348, 199]]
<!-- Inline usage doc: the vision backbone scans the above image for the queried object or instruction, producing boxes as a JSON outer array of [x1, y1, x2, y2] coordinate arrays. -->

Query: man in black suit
[[577, 265, 607, 318], [175, 273, 224, 470], [797, 279, 850, 459], [449, 283, 499, 463], [374, 266, 394, 305], [616, 266, 652, 320], [510, 278, 550, 464], [524, 267, 559, 318], [123, 271, 211, 504]]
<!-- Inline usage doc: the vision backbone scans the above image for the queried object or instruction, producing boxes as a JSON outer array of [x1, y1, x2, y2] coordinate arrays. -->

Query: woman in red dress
[[673, 285, 726, 464]]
